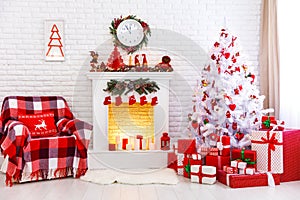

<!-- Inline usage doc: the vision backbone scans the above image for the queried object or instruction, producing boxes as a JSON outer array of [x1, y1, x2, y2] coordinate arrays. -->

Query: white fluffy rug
[[80, 168, 179, 185]]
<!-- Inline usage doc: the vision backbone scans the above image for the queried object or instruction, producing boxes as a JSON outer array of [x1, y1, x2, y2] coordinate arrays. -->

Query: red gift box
[[223, 166, 238, 174], [231, 149, 257, 170], [177, 139, 196, 154], [261, 116, 275, 130], [217, 135, 230, 156], [280, 129, 300, 182], [217, 170, 280, 188], [208, 148, 219, 156], [183, 154, 202, 178], [206, 155, 230, 170], [167, 152, 177, 172]]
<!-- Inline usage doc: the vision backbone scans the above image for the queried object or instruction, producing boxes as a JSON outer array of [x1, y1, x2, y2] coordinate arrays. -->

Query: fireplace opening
[[108, 102, 155, 150]]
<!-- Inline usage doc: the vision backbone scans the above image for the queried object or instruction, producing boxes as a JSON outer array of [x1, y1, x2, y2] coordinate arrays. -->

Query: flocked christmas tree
[[188, 28, 265, 149]]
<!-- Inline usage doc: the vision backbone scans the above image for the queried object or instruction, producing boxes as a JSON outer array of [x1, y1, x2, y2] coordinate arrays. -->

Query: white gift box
[[251, 130, 284, 173], [190, 165, 216, 185]]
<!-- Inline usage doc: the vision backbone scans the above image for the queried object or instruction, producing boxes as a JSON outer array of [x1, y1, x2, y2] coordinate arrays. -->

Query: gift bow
[[262, 116, 271, 128], [270, 120, 285, 131], [251, 131, 283, 171], [184, 159, 191, 178], [236, 149, 256, 165]]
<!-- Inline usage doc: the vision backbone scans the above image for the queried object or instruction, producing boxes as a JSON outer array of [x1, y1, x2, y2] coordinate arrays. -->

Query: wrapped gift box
[[191, 165, 216, 184], [223, 166, 238, 174], [261, 116, 275, 130], [231, 149, 257, 170], [167, 152, 177, 172], [177, 153, 185, 176], [217, 170, 280, 188], [177, 139, 196, 154], [206, 155, 230, 170], [183, 154, 202, 178], [217, 135, 230, 156], [280, 129, 300, 182], [208, 147, 219, 156], [251, 130, 283, 173]]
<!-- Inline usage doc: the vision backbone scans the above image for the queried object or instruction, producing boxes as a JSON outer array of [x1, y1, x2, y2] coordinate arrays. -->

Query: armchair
[[0, 96, 92, 186]]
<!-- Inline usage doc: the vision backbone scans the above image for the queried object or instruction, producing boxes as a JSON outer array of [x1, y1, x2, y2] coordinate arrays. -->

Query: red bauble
[[229, 104, 236, 111]]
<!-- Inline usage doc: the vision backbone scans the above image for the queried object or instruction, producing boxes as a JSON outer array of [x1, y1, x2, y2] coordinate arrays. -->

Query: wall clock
[[110, 15, 151, 54]]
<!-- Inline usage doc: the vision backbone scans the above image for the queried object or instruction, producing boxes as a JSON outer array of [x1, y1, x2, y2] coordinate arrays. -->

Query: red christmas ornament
[[191, 120, 199, 129], [211, 54, 216, 60], [226, 111, 231, 118], [234, 88, 240, 95], [210, 133, 220, 142], [224, 53, 230, 59], [140, 96, 147, 106], [229, 104, 236, 111], [115, 96, 122, 106], [232, 122, 238, 130], [235, 132, 244, 141], [103, 96, 111, 105], [129, 95, 136, 105], [151, 96, 158, 106], [214, 42, 220, 47]]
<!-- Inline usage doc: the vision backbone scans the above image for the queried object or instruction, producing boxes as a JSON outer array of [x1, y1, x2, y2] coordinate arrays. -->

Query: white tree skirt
[[80, 168, 179, 185]]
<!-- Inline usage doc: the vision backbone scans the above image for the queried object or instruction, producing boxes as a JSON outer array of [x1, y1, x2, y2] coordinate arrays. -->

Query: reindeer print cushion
[[18, 112, 57, 138]]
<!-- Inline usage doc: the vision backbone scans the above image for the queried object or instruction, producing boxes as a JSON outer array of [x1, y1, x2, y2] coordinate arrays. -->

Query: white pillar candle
[[134, 139, 140, 151], [126, 144, 132, 151], [116, 135, 120, 144], [149, 143, 155, 150], [117, 143, 122, 150], [142, 139, 146, 150]]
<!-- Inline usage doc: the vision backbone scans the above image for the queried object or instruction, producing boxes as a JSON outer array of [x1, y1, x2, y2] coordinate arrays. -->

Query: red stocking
[[151, 96, 158, 106], [140, 96, 147, 106], [115, 96, 122, 106], [129, 95, 136, 105], [103, 96, 111, 105]]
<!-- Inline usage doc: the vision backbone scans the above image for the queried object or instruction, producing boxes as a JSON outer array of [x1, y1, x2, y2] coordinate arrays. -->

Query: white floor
[[0, 172, 300, 200]]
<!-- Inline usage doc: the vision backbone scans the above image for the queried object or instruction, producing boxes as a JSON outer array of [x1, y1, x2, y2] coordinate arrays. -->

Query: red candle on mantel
[[122, 138, 128, 150], [136, 135, 143, 150]]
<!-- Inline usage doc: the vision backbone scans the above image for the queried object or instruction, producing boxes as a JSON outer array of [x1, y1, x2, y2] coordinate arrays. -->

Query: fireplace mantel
[[86, 72, 174, 153]]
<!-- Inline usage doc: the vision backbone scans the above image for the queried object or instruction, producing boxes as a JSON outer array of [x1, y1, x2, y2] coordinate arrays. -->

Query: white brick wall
[[0, 0, 262, 138]]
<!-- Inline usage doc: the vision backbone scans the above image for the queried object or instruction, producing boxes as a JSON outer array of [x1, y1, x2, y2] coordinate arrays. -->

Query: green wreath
[[109, 15, 151, 54], [103, 78, 160, 96]]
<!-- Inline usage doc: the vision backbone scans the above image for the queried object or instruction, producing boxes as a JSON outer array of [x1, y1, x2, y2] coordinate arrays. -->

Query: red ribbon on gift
[[190, 165, 216, 183], [251, 131, 283, 171]]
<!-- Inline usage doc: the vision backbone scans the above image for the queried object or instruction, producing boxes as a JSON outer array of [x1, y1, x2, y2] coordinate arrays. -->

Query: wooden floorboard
[[1, 173, 300, 200]]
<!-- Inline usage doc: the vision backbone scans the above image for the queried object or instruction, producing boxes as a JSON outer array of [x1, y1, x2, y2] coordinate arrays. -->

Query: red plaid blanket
[[0, 96, 92, 186]]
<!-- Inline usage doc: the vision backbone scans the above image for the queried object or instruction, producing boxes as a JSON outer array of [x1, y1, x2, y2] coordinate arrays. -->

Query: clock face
[[116, 19, 144, 47]]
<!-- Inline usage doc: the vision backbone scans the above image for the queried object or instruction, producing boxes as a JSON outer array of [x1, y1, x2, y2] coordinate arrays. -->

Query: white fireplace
[[86, 72, 173, 169]]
